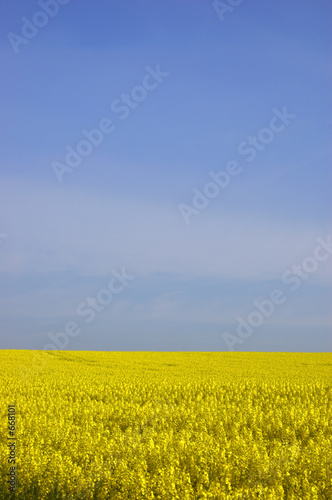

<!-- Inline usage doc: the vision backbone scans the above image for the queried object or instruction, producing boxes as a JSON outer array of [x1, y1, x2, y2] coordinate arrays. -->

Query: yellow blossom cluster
[[0, 351, 331, 499]]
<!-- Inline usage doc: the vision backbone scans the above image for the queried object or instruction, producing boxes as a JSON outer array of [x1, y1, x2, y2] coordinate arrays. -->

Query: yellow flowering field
[[0, 351, 331, 499]]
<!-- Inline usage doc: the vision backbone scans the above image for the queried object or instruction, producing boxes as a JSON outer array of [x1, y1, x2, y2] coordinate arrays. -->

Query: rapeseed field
[[0, 351, 331, 499]]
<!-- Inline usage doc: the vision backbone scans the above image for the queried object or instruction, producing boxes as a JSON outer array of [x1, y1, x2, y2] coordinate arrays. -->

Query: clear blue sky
[[0, 0, 331, 351]]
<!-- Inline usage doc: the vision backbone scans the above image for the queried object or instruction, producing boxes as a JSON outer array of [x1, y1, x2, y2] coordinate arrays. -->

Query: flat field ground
[[0, 351, 331, 499]]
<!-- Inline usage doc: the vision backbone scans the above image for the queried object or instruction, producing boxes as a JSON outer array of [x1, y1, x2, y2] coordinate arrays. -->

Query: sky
[[0, 0, 331, 352]]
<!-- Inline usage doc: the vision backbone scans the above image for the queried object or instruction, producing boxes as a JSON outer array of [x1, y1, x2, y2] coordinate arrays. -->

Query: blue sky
[[0, 0, 331, 351]]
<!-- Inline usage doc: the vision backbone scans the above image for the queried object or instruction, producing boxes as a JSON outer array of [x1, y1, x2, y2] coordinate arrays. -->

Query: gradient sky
[[0, 0, 331, 351]]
